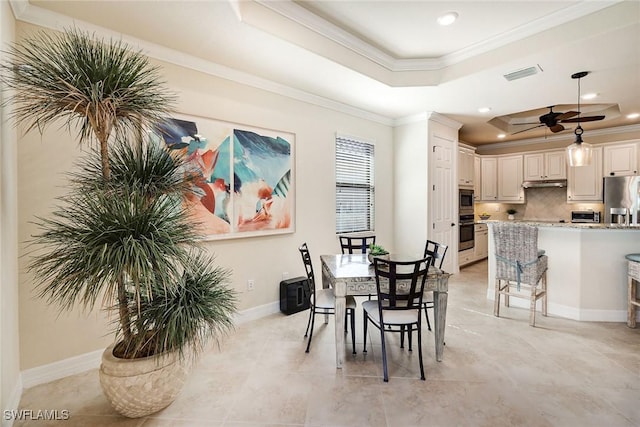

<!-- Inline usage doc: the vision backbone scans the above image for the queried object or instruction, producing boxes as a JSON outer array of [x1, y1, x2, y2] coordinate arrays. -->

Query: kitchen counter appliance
[[571, 210, 601, 223]]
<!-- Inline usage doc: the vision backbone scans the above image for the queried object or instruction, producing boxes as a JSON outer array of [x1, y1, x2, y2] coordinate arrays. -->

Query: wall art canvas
[[152, 114, 295, 240]]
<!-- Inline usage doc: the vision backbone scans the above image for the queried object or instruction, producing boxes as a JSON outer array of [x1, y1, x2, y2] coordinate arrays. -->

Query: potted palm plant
[[2, 28, 237, 417]]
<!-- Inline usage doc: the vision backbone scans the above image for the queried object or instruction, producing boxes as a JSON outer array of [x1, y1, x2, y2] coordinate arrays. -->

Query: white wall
[[1, 0, 21, 420], [15, 22, 395, 371]]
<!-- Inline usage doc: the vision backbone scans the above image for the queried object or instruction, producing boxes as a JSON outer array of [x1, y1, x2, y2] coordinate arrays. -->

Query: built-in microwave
[[459, 189, 474, 214]]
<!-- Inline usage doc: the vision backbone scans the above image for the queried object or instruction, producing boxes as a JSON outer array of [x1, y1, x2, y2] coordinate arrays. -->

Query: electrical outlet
[[247, 279, 255, 291]]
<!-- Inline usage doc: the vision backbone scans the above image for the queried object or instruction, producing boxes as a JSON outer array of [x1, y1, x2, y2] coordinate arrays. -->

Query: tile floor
[[15, 260, 640, 426]]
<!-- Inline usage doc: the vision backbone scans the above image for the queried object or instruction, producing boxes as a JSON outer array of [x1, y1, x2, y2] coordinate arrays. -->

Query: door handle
[[451, 223, 456, 227]]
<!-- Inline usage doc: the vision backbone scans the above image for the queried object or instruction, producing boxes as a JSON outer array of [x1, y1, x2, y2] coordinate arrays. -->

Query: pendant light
[[566, 71, 592, 167]]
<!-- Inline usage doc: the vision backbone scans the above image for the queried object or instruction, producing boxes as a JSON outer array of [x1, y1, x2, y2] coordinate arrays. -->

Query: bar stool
[[625, 253, 640, 328]]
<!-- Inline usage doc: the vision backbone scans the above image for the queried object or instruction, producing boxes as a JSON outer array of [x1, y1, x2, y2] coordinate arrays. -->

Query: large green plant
[[2, 28, 236, 359]]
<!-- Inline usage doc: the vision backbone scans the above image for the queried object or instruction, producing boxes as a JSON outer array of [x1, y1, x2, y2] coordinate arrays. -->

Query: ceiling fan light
[[566, 139, 592, 167], [437, 12, 458, 26]]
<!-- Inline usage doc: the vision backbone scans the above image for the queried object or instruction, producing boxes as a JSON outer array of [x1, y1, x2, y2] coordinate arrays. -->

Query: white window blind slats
[[335, 137, 374, 234]]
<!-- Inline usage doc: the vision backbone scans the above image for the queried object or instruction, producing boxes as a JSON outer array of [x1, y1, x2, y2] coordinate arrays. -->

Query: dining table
[[320, 253, 451, 369]]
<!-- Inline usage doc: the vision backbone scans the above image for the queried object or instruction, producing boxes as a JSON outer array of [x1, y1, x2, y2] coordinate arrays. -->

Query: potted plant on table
[[368, 243, 390, 263], [507, 209, 518, 220], [2, 29, 237, 417]]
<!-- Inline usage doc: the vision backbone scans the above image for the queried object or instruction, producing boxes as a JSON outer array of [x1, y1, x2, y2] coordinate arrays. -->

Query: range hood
[[522, 179, 567, 188]]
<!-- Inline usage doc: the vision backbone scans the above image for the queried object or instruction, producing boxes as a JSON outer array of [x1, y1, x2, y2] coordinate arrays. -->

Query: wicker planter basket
[[99, 343, 190, 418]]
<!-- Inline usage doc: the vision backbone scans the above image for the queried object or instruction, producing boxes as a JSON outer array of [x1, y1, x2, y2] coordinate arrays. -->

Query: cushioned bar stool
[[625, 253, 640, 328]]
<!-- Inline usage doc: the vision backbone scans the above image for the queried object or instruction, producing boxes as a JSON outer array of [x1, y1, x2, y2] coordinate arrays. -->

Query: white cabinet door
[[524, 153, 544, 181], [524, 151, 566, 180], [568, 146, 603, 201], [497, 155, 524, 202], [458, 147, 474, 187], [474, 224, 488, 260], [474, 155, 481, 200], [604, 143, 638, 176], [480, 157, 497, 201], [545, 151, 567, 180]]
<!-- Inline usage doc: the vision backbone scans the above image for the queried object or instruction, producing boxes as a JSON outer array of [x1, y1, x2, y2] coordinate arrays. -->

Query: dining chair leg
[[304, 305, 313, 337], [423, 303, 432, 331], [362, 311, 368, 353], [349, 309, 356, 354], [504, 281, 510, 307], [494, 279, 501, 317], [529, 286, 537, 327], [380, 326, 389, 382], [408, 327, 413, 352], [400, 325, 405, 349], [305, 308, 317, 353], [542, 271, 548, 317], [417, 321, 425, 380]]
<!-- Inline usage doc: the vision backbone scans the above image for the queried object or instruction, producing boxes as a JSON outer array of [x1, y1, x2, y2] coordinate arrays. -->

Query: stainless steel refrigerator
[[603, 176, 640, 224]]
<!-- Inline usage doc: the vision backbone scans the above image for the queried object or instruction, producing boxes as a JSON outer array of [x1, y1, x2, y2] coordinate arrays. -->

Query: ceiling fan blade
[[561, 115, 605, 123], [556, 111, 579, 121], [550, 124, 565, 133], [512, 124, 544, 135]]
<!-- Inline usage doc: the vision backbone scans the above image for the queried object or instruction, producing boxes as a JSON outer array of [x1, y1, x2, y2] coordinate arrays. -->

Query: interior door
[[430, 133, 456, 273]]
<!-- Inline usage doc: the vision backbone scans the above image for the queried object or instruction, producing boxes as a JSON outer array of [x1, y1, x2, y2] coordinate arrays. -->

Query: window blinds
[[335, 136, 374, 234]]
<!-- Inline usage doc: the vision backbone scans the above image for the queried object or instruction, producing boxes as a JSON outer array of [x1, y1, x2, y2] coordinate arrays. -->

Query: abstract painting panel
[[152, 114, 295, 239]]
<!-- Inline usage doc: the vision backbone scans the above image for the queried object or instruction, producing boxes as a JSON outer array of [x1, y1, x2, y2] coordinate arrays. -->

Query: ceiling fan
[[512, 72, 606, 135]]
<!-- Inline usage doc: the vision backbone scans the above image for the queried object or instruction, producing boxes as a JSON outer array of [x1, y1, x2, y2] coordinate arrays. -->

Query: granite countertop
[[477, 219, 640, 230]]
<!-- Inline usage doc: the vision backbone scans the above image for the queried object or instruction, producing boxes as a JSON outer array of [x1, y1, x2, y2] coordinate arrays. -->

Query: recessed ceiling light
[[581, 93, 598, 100], [627, 113, 640, 119], [437, 12, 458, 26], [478, 107, 491, 113], [497, 134, 506, 139]]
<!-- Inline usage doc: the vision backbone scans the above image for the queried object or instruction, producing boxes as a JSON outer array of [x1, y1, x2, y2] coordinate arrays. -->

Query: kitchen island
[[484, 220, 640, 322]]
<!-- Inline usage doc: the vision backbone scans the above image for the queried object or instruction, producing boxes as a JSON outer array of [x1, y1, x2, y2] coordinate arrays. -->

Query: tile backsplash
[[475, 187, 603, 221]]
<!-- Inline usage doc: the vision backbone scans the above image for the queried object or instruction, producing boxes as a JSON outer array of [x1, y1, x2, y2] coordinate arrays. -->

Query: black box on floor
[[279, 277, 310, 315]]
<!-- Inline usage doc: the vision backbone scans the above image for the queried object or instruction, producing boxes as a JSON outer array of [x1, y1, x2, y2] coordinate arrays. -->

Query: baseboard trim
[[485, 288, 640, 322], [19, 302, 282, 390]]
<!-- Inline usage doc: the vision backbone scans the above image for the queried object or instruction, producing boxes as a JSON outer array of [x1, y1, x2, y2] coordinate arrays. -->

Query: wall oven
[[459, 189, 474, 214], [459, 214, 475, 251]]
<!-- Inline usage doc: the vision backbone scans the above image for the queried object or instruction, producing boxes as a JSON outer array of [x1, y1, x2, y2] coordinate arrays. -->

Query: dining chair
[[298, 243, 357, 354], [339, 234, 376, 254], [492, 223, 548, 326], [422, 240, 448, 331], [362, 255, 431, 382]]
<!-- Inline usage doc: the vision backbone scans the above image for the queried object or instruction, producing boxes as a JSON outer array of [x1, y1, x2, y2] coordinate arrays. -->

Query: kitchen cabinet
[[479, 154, 524, 202], [474, 155, 481, 200], [497, 155, 524, 202], [603, 142, 638, 176], [524, 150, 566, 181], [474, 224, 488, 260], [567, 146, 603, 202], [480, 157, 498, 201], [458, 146, 475, 187], [458, 248, 475, 266]]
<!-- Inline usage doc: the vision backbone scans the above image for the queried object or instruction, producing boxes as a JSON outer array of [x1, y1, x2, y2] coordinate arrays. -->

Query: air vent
[[503, 65, 542, 82]]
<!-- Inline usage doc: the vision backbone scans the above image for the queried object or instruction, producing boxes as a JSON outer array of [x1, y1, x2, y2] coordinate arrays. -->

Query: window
[[335, 135, 375, 234]]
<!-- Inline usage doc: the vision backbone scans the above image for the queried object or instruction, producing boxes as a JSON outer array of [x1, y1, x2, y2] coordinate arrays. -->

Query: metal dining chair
[[339, 234, 376, 254], [421, 240, 448, 331], [299, 243, 357, 354], [362, 255, 432, 382]]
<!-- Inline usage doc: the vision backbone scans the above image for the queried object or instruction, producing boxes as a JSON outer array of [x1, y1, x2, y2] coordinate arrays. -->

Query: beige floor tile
[[15, 260, 640, 426]]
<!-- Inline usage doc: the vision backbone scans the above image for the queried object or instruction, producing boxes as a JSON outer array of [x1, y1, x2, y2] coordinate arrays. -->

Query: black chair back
[[424, 240, 448, 269], [298, 243, 316, 293], [339, 235, 376, 254], [373, 256, 431, 313]]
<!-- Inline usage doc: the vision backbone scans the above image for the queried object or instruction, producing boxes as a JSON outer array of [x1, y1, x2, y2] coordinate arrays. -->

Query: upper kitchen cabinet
[[458, 145, 475, 187], [479, 154, 524, 203], [474, 155, 481, 201], [567, 146, 603, 202], [523, 150, 567, 181], [480, 156, 498, 200], [603, 142, 638, 176], [497, 155, 524, 202]]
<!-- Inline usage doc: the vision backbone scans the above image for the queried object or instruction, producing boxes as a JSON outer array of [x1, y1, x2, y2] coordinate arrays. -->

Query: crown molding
[[9, 1, 394, 127], [255, 0, 622, 72], [393, 112, 462, 130], [478, 123, 640, 151]]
